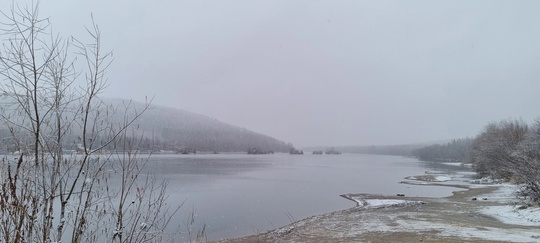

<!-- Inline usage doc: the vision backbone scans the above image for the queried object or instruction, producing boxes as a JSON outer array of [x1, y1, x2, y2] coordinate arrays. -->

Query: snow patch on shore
[[364, 199, 423, 208], [339, 206, 540, 243], [474, 184, 518, 201], [393, 219, 540, 243], [434, 176, 452, 182], [481, 205, 540, 226], [406, 174, 453, 182], [442, 162, 463, 167], [476, 184, 540, 227], [470, 176, 504, 185], [348, 197, 425, 209]]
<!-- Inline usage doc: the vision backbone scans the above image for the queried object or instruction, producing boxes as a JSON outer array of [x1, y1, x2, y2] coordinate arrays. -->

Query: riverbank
[[217, 173, 540, 242]]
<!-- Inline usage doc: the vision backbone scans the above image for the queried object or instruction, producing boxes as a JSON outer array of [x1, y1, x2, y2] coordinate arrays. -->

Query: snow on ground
[[470, 177, 505, 185], [480, 205, 540, 226], [449, 171, 478, 181], [420, 170, 477, 183], [363, 199, 425, 209], [442, 162, 463, 166], [391, 218, 540, 243], [337, 204, 540, 243], [397, 177, 540, 241], [346, 196, 425, 209], [476, 184, 540, 227], [477, 183, 518, 201], [267, 181, 540, 242], [434, 175, 452, 182], [344, 187, 540, 242], [406, 174, 453, 182]]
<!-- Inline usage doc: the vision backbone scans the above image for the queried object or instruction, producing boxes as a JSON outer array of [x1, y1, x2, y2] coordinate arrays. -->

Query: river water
[[144, 153, 473, 241]]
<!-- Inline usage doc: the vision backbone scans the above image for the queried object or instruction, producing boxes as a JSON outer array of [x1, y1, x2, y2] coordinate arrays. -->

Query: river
[[143, 153, 473, 241]]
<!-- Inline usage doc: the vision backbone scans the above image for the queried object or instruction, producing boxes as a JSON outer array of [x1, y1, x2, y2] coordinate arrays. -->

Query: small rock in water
[[471, 197, 477, 201], [482, 198, 488, 200]]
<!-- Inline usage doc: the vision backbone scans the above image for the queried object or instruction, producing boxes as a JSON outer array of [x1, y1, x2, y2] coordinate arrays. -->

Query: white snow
[[405, 174, 453, 182], [434, 176, 452, 182], [480, 205, 540, 226], [470, 177, 504, 185], [348, 197, 425, 209], [338, 205, 540, 243], [391, 218, 540, 243], [388, 182, 540, 241], [278, 183, 540, 242], [476, 183, 518, 201], [476, 184, 540, 227], [442, 162, 463, 166], [363, 199, 423, 208]]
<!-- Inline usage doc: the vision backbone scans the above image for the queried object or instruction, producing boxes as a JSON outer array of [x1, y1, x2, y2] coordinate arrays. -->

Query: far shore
[[216, 171, 540, 243]]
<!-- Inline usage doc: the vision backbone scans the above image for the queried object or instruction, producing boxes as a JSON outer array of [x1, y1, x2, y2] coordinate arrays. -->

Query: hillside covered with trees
[[411, 138, 474, 162], [123, 99, 293, 153], [0, 98, 293, 153]]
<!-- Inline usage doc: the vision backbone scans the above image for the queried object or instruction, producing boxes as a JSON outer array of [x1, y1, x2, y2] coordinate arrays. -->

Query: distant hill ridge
[[0, 96, 293, 153], [105, 98, 292, 153]]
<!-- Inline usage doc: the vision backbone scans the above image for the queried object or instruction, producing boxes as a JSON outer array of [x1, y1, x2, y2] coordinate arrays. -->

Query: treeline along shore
[[413, 118, 540, 204]]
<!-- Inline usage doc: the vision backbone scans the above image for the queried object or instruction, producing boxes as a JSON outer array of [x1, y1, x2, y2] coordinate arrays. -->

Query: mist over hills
[[1, 93, 457, 155], [0, 96, 293, 153], [106, 98, 293, 153]]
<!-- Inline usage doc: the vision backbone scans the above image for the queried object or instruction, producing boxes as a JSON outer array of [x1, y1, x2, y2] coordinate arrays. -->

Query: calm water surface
[[146, 153, 471, 240]]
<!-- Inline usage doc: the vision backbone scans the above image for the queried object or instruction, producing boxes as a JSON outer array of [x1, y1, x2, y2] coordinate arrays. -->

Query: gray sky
[[6, 1, 540, 146]]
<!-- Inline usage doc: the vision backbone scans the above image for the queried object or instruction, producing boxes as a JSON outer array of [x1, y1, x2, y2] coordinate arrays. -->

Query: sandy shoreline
[[216, 172, 540, 242]]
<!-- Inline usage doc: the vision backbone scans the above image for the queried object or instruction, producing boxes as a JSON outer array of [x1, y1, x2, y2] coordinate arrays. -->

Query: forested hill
[[411, 138, 474, 162], [106, 98, 292, 153]]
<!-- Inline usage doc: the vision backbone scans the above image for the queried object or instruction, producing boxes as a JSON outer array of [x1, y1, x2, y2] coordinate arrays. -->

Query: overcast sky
[[4, 1, 540, 146]]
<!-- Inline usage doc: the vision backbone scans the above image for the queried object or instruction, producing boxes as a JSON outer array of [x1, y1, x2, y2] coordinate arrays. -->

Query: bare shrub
[[468, 119, 528, 179], [0, 2, 180, 242]]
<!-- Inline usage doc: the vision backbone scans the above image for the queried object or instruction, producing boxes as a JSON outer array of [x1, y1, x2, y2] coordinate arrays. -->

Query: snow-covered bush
[[469, 119, 540, 204]]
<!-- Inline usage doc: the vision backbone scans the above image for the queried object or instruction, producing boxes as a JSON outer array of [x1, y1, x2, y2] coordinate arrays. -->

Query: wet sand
[[216, 180, 540, 242]]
